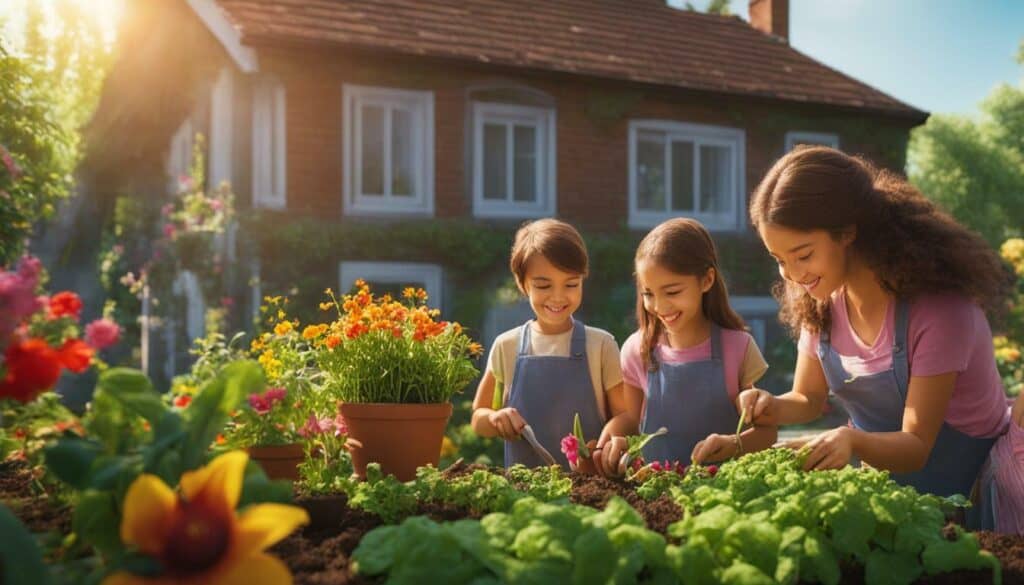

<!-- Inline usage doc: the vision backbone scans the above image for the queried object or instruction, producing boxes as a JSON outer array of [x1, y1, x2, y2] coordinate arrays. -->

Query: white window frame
[[785, 131, 839, 151], [209, 67, 234, 188], [339, 262, 443, 308], [628, 120, 746, 231], [472, 102, 556, 218], [252, 78, 287, 209], [166, 117, 193, 194], [343, 85, 434, 216], [731, 295, 779, 350]]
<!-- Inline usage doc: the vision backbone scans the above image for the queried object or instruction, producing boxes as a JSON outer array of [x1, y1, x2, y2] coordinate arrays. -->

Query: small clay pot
[[248, 443, 304, 481], [340, 402, 453, 482]]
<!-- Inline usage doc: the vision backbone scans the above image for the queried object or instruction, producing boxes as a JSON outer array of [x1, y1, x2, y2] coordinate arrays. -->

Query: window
[[209, 67, 234, 188], [343, 85, 434, 216], [338, 261, 443, 309], [731, 296, 779, 349], [472, 102, 555, 218], [166, 117, 193, 194], [785, 131, 839, 151], [629, 120, 745, 231], [252, 78, 287, 209]]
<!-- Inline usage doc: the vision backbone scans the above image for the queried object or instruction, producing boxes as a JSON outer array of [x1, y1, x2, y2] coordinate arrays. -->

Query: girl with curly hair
[[739, 146, 1014, 528]]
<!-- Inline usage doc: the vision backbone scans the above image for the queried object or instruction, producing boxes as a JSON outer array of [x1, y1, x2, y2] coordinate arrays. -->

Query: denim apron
[[818, 299, 995, 501], [640, 324, 739, 464], [504, 319, 604, 469]]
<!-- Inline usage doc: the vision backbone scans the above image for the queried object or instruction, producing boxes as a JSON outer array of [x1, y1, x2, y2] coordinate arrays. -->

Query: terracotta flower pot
[[248, 443, 304, 481], [571, 439, 599, 475], [339, 402, 453, 482]]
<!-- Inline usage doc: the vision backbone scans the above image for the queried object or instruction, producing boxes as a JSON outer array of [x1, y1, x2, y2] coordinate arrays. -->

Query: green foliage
[[908, 42, 1024, 246], [0, 2, 114, 264], [0, 503, 53, 585]]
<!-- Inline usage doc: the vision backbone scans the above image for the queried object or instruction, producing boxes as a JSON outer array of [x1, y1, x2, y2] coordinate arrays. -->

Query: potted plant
[[315, 281, 482, 481]]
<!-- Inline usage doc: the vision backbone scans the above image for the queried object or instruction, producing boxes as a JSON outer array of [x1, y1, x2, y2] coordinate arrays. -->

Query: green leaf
[[181, 360, 264, 470], [720, 560, 774, 585], [827, 500, 875, 560], [0, 504, 53, 585], [239, 462, 294, 507], [72, 491, 123, 556], [667, 539, 718, 585], [720, 519, 780, 576], [865, 549, 923, 585], [571, 527, 616, 584], [351, 525, 400, 575], [801, 530, 840, 585], [96, 368, 167, 425], [43, 436, 105, 489]]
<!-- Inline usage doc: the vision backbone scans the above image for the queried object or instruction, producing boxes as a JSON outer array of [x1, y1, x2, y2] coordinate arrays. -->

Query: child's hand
[[592, 435, 628, 478], [1013, 394, 1024, 428], [488, 407, 526, 440], [691, 433, 738, 464], [736, 388, 776, 425]]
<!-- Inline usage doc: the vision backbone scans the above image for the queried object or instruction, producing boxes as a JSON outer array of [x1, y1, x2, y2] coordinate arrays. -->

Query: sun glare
[[0, 0, 124, 50]]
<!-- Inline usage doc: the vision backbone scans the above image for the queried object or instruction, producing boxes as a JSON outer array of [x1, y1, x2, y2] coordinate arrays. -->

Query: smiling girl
[[739, 146, 1011, 517], [594, 218, 776, 474], [471, 219, 629, 469]]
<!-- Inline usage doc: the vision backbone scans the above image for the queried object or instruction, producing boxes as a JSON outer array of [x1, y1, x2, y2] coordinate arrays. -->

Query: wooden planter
[[248, 443, 304, 481], [339, 402, 453, 482]]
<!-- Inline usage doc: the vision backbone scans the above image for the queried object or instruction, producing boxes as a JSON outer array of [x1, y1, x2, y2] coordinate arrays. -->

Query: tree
[[908, 41, 1024, 245], [0, 1, 114, 265]]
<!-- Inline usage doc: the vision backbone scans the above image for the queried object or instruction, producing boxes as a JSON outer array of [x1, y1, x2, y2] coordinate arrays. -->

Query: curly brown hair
[[749, 146, 1008, 337], [635, 218, 746, 372]]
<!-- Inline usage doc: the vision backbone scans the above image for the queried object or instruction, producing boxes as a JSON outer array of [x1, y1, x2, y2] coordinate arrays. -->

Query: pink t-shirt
[[621, 328, 765, 402], [798, 290, 1009, 438]]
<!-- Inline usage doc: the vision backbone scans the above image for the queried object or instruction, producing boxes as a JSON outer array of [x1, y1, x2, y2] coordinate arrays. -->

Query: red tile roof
[[214, 0, 925, 120]]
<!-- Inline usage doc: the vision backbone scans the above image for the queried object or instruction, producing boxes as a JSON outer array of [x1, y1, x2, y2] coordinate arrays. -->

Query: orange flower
[[301, 325, 324, 340], [468, 342, 484, 356], [58, 339, 94, 373], [325, 335, 342, 349], [103, 451, 308, 585]]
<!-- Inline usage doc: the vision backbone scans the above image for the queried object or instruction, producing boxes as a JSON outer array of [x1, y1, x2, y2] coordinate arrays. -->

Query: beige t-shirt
[[487, 322, 624, 420]]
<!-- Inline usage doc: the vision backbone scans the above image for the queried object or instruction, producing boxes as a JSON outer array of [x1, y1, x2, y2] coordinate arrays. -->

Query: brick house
[[95, 0, 926, 385]]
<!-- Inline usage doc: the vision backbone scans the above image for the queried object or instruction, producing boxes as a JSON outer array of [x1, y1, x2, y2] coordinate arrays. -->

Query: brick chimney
[[749, 0, 789, 43]]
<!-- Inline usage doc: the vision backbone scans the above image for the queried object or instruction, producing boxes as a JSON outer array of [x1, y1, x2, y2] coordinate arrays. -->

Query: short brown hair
[[510, 219, 589, 292]]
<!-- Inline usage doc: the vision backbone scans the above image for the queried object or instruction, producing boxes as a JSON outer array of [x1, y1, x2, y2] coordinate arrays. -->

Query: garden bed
[[277, 462, 1024, 585]]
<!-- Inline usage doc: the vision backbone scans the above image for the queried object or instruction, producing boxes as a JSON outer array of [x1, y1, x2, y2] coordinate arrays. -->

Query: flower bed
[[274, 461, 1024, 581]]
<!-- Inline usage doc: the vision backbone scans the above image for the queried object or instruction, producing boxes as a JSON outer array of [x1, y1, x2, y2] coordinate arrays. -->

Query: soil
[[0, 460, 72, 536]]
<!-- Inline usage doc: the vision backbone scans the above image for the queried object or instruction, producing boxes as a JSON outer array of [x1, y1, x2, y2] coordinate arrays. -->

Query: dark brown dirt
[[569, 471, 684, 536], [1, 460, 71, 536]]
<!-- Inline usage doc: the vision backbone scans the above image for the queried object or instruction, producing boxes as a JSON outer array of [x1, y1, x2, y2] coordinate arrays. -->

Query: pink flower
[[210, 199, 224, 211], [248, 393, 270, 415], [560, 434, 580, 467], [333, 412, 348, 436], [706, 464, 719, 477], [17, 256, 41, 281], [1, 145, 22, 179], [161, 203, 174, 217], [177, 175, 194, 192], [264, 387, 287, 403], [162, 223, 176, 239], [220, 296, 235, 308], [650, 460, 663, 472], [85, 318, 121, 350], [298, 413, 331, 438], [0, 261, 43, 344]]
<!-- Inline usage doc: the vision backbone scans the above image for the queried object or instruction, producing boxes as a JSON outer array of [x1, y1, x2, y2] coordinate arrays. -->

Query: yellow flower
[[103, 451, 308, 585], [402, 287, 416, 300], [274, 321, 293, 336], [1000, 238, 1024, 275], [175, 384, 198, 396], [319, 302, 334, 311], [440, 436, 458, 458], [276, 309, 286, 320], [468, 342, 484, 357], [302, 325, 323, 340]]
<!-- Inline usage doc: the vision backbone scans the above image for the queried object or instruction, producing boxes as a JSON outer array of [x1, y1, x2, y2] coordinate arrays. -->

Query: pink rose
[[248, 393, 270, 415], [560, 434, 580, 467], [85, 318, 121, 350], [162, 223, 176, 239]]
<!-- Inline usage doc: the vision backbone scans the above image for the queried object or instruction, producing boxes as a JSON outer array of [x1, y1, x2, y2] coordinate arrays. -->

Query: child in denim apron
[[594, 218, 775, 474], [471, 219, 630, 470], [738, 146, 1013, 529]]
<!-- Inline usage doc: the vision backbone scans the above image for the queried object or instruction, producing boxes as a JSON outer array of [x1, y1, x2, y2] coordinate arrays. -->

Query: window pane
[[699, 144, 732, 213], [483, 123, 507, 200], [513, 125, 537, 202], [636, 132, 666, 211], [360, 104, 385, 196], [391, 108, 414, 197], [670, 141, 694, 212]]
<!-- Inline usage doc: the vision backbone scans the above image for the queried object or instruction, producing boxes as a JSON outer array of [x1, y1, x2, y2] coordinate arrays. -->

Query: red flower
[[57, 339, 93, 373], [706, 464, 719, 477], [0, 338, 62, 403], [174, 395, 192, 408], [49, 291, 83, 320], [560, 434, 580, 467]]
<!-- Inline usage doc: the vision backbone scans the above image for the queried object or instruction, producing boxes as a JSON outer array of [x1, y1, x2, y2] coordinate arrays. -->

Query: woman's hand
[[691, 433, 739, 464], [487, 407, 526, 440], [782, 427, 855, 471], [592, 435, 629, 477], [736, 388, 777, 426]]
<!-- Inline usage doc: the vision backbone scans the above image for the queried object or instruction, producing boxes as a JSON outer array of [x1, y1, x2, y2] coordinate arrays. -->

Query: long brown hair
[[750, 146, 1008, 337], [635, 218, 746, 371]]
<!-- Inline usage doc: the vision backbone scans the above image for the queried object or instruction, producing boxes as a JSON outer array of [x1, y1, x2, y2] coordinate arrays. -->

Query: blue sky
[[679, 0, 1024, 115]]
